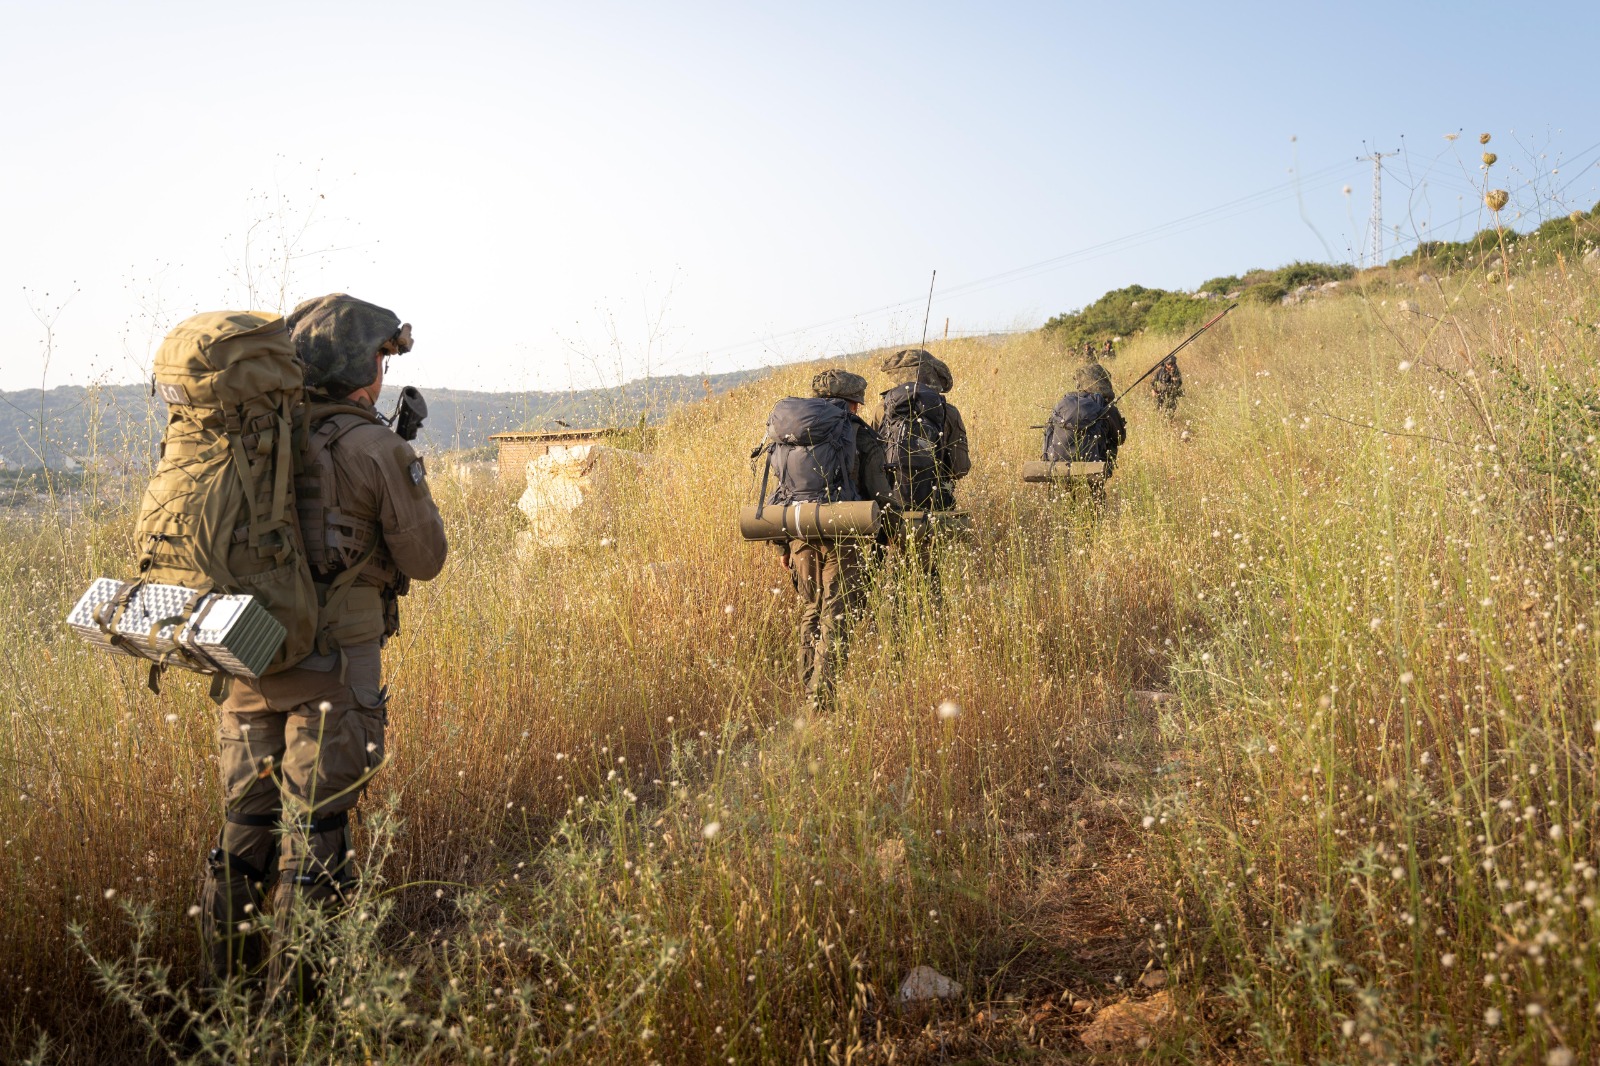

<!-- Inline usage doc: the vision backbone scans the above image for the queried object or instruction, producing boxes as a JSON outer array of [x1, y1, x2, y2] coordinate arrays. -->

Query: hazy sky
[[3, 0, 1597, 392]]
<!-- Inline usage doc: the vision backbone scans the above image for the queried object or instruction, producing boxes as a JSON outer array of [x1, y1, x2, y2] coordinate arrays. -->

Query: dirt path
[[868, 690, 1194, 1063]]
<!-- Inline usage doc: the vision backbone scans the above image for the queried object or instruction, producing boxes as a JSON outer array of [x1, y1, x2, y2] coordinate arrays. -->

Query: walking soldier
[[761, 369, 888, 708]]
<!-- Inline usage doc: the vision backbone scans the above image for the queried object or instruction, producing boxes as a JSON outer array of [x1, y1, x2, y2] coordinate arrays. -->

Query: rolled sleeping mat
[[893, 510, 973, 537], [1021, 460, 1109, 483], [738, 501, 881, 542]]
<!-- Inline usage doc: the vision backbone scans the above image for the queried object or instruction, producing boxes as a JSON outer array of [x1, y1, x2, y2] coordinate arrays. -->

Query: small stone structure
[[491, 427, 627, 484]]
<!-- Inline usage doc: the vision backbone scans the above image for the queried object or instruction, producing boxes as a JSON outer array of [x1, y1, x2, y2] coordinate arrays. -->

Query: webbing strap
[[305, 811, 349, 834], [314, 541, 378, 656], [228, 419, 263, 548], [268, 398, 293, 564], [224, 810, 349, 833], [754, 446, 773, 520], [207, 846, 268, 885]]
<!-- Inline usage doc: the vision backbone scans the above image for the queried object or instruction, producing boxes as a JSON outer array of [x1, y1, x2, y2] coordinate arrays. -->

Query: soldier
[[1151, 354, 1184, 418], [202, 293, 448, 997], [873, 349, 970, 590], [1102, 337, 1117, 361], [1043, 362, 1128, 504], [763, 369, 889, 709]]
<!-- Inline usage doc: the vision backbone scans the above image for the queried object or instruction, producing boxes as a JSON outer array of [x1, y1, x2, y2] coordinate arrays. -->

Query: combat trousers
[[791, 538, 864, 708], [201, 641, 387, 993], [889, 477, 954, 593]]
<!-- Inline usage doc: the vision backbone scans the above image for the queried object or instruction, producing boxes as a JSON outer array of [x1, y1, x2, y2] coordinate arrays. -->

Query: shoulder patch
[[392, 442, 427, 496]]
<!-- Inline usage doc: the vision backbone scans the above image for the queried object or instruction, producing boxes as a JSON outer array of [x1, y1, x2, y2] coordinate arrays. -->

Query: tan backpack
[[134, 311, 320, 680]]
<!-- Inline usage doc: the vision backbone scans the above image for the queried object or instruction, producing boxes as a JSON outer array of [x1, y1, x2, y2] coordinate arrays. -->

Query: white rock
[[517, 444, 650, 548], [896, 965, 962, 1004], [1398, 300, 1418, 314]]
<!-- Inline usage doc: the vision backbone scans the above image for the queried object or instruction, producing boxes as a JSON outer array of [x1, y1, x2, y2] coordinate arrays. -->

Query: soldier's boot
[[267, 812, 355, 1004], [200, 819, 278, 985]]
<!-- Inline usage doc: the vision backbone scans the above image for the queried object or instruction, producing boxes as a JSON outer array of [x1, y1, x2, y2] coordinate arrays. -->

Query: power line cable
[[657, 158, 1363, 371]]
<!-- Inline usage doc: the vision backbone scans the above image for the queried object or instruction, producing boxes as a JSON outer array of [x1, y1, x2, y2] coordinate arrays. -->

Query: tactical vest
[[296, 401, 403, 649]]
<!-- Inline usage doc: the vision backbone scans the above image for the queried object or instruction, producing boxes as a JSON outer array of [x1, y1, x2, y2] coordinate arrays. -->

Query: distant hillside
[[0, 369, 769, 469]]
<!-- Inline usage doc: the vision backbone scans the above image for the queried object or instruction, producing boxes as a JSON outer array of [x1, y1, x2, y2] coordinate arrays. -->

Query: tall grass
[[2, 257, 1597, 1062]]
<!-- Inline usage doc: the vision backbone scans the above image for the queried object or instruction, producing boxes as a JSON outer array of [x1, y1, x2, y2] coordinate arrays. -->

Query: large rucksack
[[133, 311, 322, 677], [1043, 391, 1111, 462], [879, 382, 947, 475], [763, 397, 860, 504]]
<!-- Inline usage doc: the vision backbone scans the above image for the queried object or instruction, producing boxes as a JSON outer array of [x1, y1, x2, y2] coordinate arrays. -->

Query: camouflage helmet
[[1074, 360, 1115, 400], [285, 293, 413, 394], [881, 348, 954, 393], [812, 368, 868, 405]]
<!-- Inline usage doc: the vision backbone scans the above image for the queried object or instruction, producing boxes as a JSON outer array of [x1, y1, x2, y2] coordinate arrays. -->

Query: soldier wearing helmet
[[767, 368, 890, 708], [202, 293, 447, 998], [872, 348, 970, 512], [1151, 354, 1184, 418], [870, 349, 970, 591]]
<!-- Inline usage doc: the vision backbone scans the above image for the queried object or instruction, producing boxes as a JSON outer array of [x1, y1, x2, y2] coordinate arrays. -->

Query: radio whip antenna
[[919, 269, 937, 348]]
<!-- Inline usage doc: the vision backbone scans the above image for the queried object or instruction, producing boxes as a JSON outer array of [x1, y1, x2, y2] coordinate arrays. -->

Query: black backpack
[[880, 382, 947, 475], [1043, 391, 1111, 462], [763, 397, 860, 504]]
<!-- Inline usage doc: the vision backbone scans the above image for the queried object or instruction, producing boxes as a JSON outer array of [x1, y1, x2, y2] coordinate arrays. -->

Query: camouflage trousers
[[201, 641, 388, 992], [790, 538, 865, 708]]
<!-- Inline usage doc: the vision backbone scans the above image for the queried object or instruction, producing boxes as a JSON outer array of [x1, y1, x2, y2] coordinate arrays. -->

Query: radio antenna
[[918, 269, 936, 348]]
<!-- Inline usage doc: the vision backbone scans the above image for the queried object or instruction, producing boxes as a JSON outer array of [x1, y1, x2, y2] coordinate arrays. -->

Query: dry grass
[[2, 255, 1598, 1063]]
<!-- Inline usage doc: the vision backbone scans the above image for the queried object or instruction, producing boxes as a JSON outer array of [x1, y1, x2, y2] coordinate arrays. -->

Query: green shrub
[[1240, 281, 1288, 304], [1197, 274, 1242, 295], [1042, 283, 1185, 348], [1273, 261, 1353, 289], [1045, 260, 1355, 346], [1143, 292, 1217, 334], [1392, 201, 1600, 273]]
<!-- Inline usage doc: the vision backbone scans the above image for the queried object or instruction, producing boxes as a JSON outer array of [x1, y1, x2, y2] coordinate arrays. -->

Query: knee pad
[[275, 811, 357, 909]]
